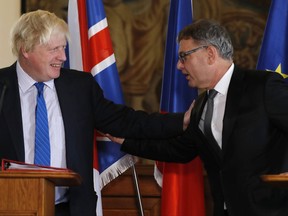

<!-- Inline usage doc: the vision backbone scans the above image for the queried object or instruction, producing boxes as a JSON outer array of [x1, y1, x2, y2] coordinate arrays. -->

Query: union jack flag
[[67, 0, 134, 215]]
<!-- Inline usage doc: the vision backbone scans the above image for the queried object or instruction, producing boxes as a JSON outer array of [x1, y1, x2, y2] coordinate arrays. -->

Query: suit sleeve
[[90, 75, 184, 139], [265, 72, 288, 133], [120, 122, 199, 163]]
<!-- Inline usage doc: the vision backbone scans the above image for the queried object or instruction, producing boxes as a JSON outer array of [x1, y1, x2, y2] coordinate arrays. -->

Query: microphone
[[0, 80, 8, 115]]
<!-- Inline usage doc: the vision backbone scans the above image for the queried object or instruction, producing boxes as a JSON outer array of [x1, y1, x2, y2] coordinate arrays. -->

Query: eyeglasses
[[178, 46, 208, 63]]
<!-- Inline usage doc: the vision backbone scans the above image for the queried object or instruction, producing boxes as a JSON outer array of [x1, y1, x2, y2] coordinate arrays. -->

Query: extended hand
[[106, 134, 125, 144], [183, 100, 195, 130]]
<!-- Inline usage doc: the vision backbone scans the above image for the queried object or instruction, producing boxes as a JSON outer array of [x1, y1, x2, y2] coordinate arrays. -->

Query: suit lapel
[[3, 64, 25, 161], [222, 67, 245, 152], [192, 92, 207, 125], [191, 67, 245, 163], [54, 69, 80, 166], [193, 92, 222, 165], [54, 72, 73, 126]]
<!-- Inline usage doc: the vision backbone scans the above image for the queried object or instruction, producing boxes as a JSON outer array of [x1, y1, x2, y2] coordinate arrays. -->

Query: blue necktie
[[34, 82, 50, 165]]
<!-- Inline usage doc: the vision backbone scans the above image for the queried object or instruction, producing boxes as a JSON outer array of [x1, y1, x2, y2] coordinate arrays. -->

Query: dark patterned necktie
[[34, 82, 50, 165], [204, 89, 218, 145]]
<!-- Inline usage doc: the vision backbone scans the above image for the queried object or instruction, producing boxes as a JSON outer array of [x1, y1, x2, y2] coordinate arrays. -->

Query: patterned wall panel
[[22, 0, 271, 112]]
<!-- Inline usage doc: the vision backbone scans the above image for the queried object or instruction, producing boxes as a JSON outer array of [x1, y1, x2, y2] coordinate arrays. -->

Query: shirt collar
[[16, 61, 55, 93], [214, 63, 234, 96]]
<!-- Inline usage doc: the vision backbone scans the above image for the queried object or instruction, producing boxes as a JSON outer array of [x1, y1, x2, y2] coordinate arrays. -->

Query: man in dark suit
[[111, 19, 288, 216], [0, 10, 189, 216]]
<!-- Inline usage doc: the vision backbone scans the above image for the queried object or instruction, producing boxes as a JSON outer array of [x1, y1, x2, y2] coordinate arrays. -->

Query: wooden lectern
[[0, 170, 81, 216]]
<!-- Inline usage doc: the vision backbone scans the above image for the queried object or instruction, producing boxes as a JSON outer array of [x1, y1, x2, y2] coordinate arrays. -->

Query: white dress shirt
[[199, 63, 234, 149], [16, 61, 68, 204], [199, 63, 234, 210]]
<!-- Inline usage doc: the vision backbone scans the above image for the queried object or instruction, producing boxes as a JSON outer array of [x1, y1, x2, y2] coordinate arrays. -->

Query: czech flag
[[155, 0, 206, 215]]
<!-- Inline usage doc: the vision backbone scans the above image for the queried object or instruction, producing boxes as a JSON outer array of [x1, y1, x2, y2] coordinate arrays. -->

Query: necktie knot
[[208, 89, 217, 99], [35, 82, 44, 95]]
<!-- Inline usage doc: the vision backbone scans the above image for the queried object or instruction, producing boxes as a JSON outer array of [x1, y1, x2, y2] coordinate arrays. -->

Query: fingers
[[105, 134, 125, 144], [183, 100, 195, 130]]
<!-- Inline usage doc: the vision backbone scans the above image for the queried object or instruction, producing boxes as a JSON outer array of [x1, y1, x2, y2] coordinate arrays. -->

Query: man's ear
[[20, 47, 29, 58], [206, 46, 217, 65]]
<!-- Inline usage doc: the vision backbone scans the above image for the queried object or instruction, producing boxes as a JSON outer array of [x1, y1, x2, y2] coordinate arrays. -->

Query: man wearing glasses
[[109, 19, 288, 216]]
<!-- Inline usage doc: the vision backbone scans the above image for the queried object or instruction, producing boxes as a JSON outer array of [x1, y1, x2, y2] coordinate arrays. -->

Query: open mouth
[[51, 63, 62, 68]]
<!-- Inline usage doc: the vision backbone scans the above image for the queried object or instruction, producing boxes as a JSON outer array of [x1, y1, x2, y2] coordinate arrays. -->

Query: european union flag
[[257, 0, 288, 79]]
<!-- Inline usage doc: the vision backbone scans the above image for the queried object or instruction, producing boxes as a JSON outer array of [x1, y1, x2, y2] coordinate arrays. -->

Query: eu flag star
[[275, 64, 288, 79]]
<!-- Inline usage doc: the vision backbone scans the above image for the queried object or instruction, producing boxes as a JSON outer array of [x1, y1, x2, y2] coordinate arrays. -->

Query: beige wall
[[0, 0, 21, 68]]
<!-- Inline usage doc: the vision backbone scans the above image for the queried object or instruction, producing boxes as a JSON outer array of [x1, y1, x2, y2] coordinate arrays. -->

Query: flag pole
[[130, 158, 144, 216]]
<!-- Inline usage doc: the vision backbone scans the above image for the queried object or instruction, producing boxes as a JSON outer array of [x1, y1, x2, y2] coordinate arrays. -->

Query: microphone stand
[[129, 156, 144, 216]]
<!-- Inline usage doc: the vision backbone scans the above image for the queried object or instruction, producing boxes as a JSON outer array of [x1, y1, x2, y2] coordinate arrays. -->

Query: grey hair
[[11, 10, 70, 57], [177, 19, 233, 60]]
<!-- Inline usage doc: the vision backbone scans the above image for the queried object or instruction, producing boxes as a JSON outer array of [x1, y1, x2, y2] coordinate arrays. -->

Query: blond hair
[[11, 10, 70, 57]]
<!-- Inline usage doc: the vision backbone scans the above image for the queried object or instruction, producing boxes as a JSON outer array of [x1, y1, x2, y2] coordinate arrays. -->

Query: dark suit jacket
[[121, 66, 288, 216], [0, 63, 184, 216]]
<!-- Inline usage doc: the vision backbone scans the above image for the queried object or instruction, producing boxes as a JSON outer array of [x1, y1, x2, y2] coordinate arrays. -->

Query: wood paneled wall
[[102, 164, 214, 216]]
